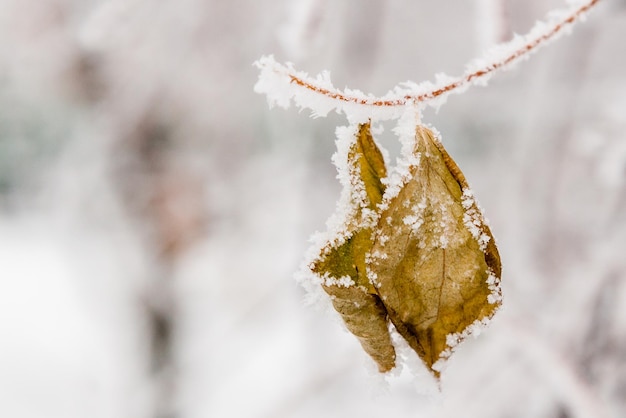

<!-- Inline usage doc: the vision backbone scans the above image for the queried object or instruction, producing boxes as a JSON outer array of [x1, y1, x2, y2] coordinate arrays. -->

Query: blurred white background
[[0, 0, 625, 417]]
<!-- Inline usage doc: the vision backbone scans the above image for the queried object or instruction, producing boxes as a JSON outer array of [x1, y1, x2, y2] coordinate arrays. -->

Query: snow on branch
[[254, 0, 600, 122]]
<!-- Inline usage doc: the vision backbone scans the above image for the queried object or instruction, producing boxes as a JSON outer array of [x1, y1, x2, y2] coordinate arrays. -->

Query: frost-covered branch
[[254, 0, 600, 122]]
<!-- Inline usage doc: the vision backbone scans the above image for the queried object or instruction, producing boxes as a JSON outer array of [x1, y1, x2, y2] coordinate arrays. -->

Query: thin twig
[[260, 0, 600, 111]]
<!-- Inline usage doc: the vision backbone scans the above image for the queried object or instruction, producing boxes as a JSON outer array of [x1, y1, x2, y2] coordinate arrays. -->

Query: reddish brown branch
[[287, 0, 600, 108]]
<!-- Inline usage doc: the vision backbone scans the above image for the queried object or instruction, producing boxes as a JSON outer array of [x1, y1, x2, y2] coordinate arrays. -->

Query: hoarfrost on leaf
[[322, 274, 356, 288], [367, 125, 502, 378], [299, 122, 502, 379]]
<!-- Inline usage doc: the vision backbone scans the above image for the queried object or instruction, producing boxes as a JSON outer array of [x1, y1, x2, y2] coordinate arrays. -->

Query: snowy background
[[1, 0, 625, 417]]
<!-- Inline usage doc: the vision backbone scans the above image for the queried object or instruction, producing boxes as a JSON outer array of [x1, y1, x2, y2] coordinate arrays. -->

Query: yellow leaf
[[309, 123, 501, 378], [312, 122, 396, 372], [368, 125, 501, 377]]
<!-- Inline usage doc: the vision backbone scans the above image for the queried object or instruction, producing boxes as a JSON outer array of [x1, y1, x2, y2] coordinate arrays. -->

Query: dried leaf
[[312, 123, 396, 372], [310, 123, 502, 378], [368, 125, 501, 377]]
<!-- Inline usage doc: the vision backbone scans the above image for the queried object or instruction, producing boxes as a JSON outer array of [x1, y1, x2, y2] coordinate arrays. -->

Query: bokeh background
[[1, 0, 625, 417]]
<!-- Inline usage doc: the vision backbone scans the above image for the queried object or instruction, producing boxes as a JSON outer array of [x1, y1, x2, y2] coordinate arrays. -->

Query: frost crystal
[[461, 188, 491, 251], [486, 269, 503, 304], [321, 274, 355, 288], [432, 316, 496, 373]]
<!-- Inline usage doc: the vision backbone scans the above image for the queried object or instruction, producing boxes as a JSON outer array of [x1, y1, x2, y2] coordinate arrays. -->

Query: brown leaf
[[368, 125, 501, 377], [311, 122, 396, 372], [309, 123, 502, 378]]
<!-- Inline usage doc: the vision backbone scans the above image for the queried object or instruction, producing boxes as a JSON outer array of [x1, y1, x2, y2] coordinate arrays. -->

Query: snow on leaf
[[305, 123, 502, 378], [310, 122, 397, 373], [367, 125, 502, 378]]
